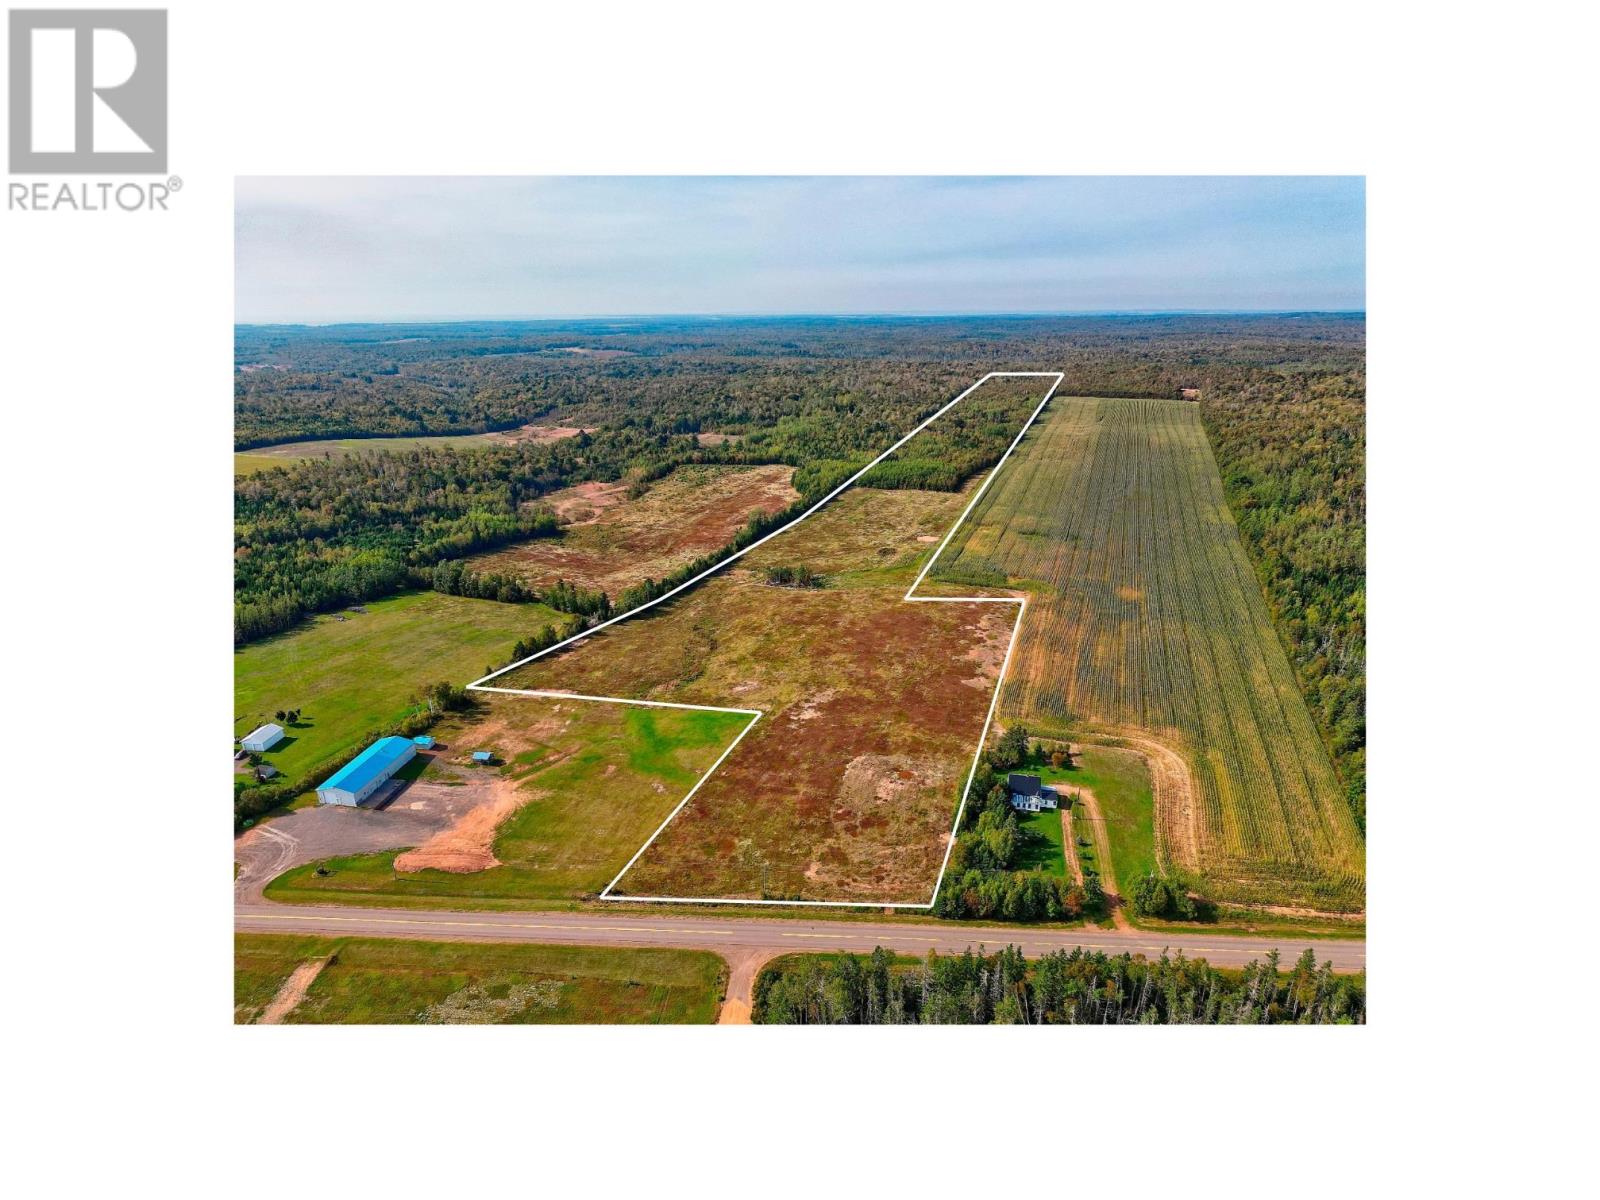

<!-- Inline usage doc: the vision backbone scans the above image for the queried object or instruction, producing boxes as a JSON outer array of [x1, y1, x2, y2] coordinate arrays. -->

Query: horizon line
[[236, 308, 1367, 329]]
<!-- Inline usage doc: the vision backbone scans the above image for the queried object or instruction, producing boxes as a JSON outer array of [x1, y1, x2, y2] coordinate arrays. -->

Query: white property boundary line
[[465, 370, 1064, 909]]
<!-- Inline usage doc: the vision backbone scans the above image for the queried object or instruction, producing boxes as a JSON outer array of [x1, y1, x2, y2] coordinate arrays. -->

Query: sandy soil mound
[[393, 782, 532, 874]]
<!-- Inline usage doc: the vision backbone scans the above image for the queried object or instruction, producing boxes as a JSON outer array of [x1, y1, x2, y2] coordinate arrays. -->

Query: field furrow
[[933, 397, 1363, 910]]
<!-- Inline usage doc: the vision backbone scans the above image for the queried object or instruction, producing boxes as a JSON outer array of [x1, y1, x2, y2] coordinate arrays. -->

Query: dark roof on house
[[1008, 773, 1041, 796]]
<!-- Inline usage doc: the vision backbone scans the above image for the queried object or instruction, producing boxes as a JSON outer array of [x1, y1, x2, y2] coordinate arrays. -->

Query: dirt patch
[[394, 778, 532, 873], [1116, 585, 1145, 602], [837, 754, 928, 808], [557, 346, 633, 359], [257, 956, 330, 1024], [486, 423, 591, 447], [1060, 803, 1086, 887], [717, 948, 779, 1025], [695, 432, 744, 446], [961, 610, 1014, 688], [787, 688, 838, 723], [543, 480, 632, 525]]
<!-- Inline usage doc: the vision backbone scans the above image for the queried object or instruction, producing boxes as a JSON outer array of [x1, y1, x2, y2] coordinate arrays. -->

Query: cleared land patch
[[233, 423, 588, 474], [233, 591, 567, 790], [263, 694, 751, 902], [469, 464, 799, 596], [932, 397, 1364, 911], [491, 375, 1054, 904], [234, 934, 725, 1024]]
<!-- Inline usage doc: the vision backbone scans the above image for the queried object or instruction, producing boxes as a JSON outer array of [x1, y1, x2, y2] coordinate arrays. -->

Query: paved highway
[[235, 902, 1366, 971]]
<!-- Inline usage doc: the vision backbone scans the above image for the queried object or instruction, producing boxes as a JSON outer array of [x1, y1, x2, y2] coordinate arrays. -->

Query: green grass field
[[1035, 746, 1156, 895], [265, 697, 752, 902], [936, 397, 1363, 911], [1014, 808, 1066, 877], [233, 591, 567, 791], [234, 431, 508, 474], [235, 934, 726, 1024]]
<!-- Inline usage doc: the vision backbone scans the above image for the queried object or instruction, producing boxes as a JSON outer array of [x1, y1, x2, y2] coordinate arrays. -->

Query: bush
[[763, 564, 824, 588], [988, 724, 1031, 772], [1130, 873, 1199, 920]]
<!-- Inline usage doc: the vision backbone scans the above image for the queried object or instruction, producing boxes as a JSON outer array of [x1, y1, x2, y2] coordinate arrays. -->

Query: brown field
[[488, 376, 1055, 903], [494, 482, 1012, 903], [471, 464, 798, 595]]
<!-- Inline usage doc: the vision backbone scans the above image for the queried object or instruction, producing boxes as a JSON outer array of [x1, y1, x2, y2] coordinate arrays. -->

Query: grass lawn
[[235, 934, 726, 1024], [264, 697, 752, 902], [1013, 808, 1066, 877], [1036, 746, 1156, 894], [233, 591, 567, 792]]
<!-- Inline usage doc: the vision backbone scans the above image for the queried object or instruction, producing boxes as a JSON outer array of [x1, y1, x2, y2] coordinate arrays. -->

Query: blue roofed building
[[316, 736, 416, 807]]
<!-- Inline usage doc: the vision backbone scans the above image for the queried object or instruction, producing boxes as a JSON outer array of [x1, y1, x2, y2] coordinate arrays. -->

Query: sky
[[234, 176, 1364, 323]]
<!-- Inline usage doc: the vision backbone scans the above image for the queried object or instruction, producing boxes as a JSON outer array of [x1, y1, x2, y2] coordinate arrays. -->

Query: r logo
[[8, 9, 167, 173]]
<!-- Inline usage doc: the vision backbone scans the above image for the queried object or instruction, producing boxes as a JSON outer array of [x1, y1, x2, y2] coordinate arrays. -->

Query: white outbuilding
[[241, 723, 285, 753]]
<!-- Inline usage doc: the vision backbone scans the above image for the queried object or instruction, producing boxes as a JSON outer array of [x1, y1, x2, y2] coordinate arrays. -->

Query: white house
[[1008, 773, 1058, 813], [241, 723, 284, 753]]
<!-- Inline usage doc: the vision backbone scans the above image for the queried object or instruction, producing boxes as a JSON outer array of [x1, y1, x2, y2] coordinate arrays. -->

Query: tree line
[[234, 427, 675, 645], [753, 944, 1364, 1024]]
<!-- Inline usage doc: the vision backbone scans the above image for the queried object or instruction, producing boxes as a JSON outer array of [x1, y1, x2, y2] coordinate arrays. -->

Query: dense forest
[[752, 944, 1364, 1024], [1201, 391, 1366, 829], [235, 316, 1365, 824]]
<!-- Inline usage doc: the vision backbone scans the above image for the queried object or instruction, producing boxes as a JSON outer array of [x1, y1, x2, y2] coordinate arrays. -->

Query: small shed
[[412, 735, 436, 749], [241, 723, 284, 753], [254, 764, 278, 781], [472, 750, 493, 764]]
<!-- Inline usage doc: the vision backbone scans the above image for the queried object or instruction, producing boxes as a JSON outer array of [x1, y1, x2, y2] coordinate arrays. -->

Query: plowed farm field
[[931, 397, 1364, 912]]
